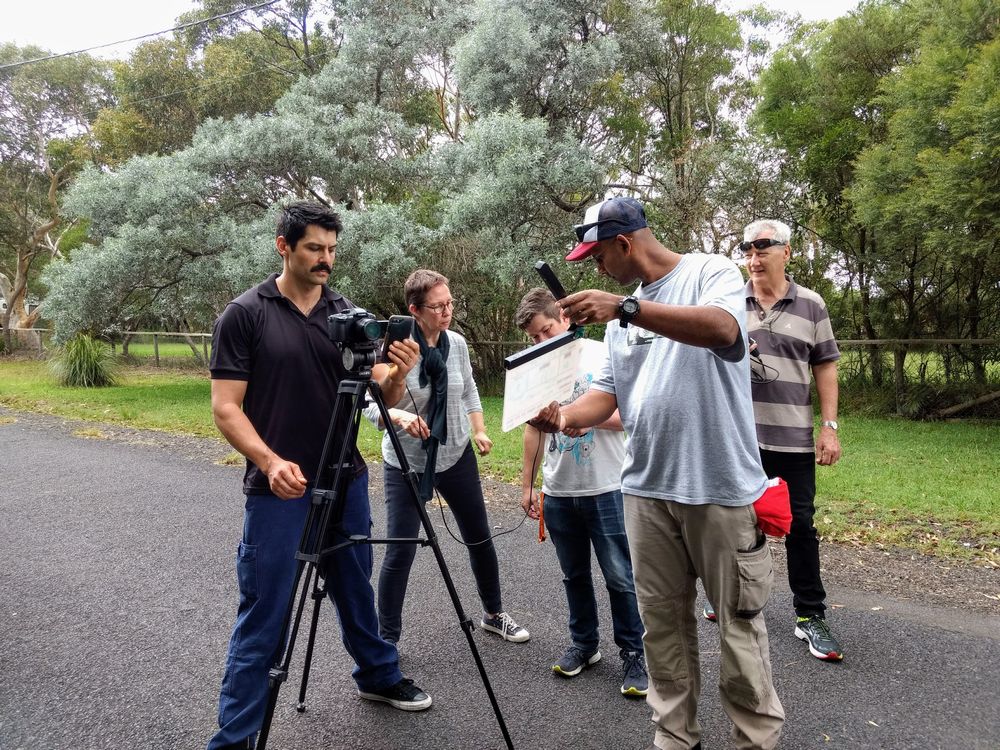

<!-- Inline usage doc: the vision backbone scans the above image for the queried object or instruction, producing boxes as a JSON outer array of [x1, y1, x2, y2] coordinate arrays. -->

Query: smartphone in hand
[[381, 315, 415, 361]]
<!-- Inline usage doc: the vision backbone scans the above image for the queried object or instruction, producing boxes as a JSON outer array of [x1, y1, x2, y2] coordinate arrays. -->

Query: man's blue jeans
[[542, 490, 644, 654], [207, 472, 402, 750]]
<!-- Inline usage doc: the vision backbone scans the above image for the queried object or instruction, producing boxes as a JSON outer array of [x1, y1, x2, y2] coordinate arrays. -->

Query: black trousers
[[759, 449, 826, 618]]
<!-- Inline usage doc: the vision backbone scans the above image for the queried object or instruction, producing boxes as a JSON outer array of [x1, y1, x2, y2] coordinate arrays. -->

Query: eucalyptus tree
[[609, 0, 747, 251], [849, 0, 1000, 386], [753, 2, 918, 385], [182, 0, 340, 76], [46, 0, 457, 339], [43, 150, 274, 342], [0, 44, 112, 350], [93, 32, 302, 165]]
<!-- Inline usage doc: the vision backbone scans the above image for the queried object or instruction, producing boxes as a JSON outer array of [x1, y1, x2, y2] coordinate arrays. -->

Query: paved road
[[1, 410, 998, 750]]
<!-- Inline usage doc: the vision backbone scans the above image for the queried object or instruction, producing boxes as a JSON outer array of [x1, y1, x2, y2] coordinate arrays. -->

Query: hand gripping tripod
[[255, 366, 515, 750]]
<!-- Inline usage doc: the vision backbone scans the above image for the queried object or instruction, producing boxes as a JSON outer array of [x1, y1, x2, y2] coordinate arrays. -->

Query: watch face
[[622, 298, 639, 315]]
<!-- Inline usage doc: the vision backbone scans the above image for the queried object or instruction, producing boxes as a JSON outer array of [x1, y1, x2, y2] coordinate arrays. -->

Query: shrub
[[49, 333, 118, 387]]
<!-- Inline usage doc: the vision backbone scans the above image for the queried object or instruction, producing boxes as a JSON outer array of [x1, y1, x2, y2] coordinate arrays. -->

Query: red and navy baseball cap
[[567, 196, 648, 261]]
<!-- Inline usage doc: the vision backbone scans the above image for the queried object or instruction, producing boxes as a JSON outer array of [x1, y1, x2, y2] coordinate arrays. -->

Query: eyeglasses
[[739, 238, 786, 255], [421, 299, 456, 314]]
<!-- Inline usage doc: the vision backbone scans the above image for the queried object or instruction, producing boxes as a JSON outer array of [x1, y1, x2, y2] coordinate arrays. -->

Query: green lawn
[[2, 358, 997, 563]]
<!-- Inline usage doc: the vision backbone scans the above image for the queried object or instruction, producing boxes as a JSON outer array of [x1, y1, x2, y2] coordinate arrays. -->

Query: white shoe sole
[[552, 650, 601, 677], [358, 690, 433, 711], [794, 626, 844, 661], [480, 620, 531, 643]]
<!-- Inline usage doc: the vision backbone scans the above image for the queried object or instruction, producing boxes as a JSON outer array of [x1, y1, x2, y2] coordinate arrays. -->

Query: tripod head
[[328, 307, 382, 377]]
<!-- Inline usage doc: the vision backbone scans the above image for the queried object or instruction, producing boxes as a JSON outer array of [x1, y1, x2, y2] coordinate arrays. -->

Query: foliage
[[751, 0, 1000, 406], [49, 333, 118, 387], [0, 44, 112, 348], [18, 0, 1000, 414], [849, 0, 1000, 366]]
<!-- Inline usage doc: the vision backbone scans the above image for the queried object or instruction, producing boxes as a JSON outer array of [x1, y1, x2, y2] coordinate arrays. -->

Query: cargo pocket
[[735, 534, 772, 619], [236, 541, 259, 601]]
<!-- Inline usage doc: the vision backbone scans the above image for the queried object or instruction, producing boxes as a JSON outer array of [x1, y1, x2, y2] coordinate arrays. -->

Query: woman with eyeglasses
[[367, 269, 530, 650]]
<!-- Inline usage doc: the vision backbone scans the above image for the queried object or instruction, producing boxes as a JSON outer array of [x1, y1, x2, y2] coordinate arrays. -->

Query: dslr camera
[[328, 308, 414, 375]]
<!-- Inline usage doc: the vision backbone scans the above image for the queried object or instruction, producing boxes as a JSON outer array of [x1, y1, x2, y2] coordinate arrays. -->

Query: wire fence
[[5, 328, 999, 417]]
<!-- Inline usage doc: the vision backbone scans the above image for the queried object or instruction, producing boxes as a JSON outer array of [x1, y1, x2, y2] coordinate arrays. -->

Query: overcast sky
[[4, 0, 861, 60]]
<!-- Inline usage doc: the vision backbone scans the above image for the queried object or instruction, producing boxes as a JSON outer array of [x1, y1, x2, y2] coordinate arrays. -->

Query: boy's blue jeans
[[543, 490, 644, 654], [207, 472, 401, 750]]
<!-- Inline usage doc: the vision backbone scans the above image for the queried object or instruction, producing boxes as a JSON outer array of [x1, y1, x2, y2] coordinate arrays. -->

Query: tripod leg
[[413, 483, 515, 750], [370, 382, 515, 750], [257, 561, 315, 749], [297, 578, 328, 712]]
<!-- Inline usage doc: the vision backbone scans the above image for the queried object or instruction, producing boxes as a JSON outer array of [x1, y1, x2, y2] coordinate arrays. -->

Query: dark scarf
[[413, 324, 449, 501]]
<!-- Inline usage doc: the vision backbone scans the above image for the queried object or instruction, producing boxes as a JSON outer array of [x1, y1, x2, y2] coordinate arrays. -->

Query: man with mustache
[[207, 201, 432, 750]]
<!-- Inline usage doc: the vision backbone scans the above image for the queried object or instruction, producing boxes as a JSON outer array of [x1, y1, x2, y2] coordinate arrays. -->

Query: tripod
[[256, 366, 515, 750]]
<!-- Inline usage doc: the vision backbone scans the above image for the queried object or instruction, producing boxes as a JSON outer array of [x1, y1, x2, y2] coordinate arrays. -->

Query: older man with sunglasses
[[724, 219, 844, 662]]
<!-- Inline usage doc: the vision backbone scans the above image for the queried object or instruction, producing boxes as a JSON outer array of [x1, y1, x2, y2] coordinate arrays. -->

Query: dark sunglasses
[[739, 238, 786, 254], [574, 220, 601, 241]]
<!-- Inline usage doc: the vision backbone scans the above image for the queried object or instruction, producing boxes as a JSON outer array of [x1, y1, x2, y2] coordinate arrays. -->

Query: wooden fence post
[[153, 334, 160, 367]]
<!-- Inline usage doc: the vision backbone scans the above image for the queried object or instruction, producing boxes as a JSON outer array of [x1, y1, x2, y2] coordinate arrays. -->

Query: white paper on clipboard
[[501, 336, 585, 432]]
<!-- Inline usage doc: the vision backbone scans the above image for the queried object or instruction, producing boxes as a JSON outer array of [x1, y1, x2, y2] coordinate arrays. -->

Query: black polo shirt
[[210, 273, 366, 494]]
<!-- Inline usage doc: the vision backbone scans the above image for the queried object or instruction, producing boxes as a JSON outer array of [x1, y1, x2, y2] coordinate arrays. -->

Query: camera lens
[[359, 318, 382, 342]]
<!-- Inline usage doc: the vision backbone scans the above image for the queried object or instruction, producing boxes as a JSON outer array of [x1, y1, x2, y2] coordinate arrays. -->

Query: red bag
[[753, 477, 791, 537]]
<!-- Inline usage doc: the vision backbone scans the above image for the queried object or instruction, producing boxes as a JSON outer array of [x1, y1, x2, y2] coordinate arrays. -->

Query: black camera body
[[328, 308, 415, 376]]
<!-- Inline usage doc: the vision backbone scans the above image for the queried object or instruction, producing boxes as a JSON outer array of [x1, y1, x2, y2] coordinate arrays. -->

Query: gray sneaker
[[795, 615, 844, 661], [480, 611, 530, 643], [552, 645, 601, 677], [620, 650, 648, 697]]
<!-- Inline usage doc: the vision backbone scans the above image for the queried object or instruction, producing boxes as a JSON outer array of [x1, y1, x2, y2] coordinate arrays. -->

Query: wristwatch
[[618, 295, 640, 328], [821, 420, 839, 431]]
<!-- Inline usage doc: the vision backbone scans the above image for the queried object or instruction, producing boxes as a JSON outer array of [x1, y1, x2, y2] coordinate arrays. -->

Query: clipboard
[[500, 328, 585, 432]]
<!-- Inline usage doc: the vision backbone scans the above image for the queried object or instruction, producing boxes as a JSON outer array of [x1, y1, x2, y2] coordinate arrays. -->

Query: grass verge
[[2, 358, 997, 564]]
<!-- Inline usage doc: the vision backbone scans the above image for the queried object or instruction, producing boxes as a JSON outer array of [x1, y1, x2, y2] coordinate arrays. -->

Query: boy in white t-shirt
[[515, 288, 647, 698]]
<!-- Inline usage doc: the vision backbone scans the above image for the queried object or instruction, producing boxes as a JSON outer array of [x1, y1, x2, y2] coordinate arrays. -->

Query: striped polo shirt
[[745, 275, 840, 453]]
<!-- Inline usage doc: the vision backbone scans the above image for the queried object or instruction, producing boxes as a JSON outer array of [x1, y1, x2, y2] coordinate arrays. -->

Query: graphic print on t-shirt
[[626, 326, 661, 347], [547, 371, 599, 466]]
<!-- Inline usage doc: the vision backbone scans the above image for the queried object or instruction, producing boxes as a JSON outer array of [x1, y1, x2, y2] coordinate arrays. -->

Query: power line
[[0, 0, 282, 72]]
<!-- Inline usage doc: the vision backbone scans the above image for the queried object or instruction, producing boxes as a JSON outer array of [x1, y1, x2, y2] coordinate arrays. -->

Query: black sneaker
[[552, 645, 601, 677], [480, 611, 530, 642], [620, 650, 648, 697], [794, 616, 844, 661], [358, 677, 432, 711]]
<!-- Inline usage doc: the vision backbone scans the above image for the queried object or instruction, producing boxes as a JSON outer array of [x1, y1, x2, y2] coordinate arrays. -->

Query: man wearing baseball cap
[[530, 196, 784, 750]]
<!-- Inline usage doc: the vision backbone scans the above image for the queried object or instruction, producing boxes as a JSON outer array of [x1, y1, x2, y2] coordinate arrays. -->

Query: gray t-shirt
[[541, 338, 626, 497], [592, 253, 768, 506], [367, 332, 483, 474]]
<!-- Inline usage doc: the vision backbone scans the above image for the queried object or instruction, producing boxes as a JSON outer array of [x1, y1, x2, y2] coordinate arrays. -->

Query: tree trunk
[[182, 332, 207, 366], [933, 390, 1000, 418]]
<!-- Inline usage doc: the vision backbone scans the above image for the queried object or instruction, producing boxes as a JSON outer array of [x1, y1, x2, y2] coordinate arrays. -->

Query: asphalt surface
[[1, 409, 998, 750]]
